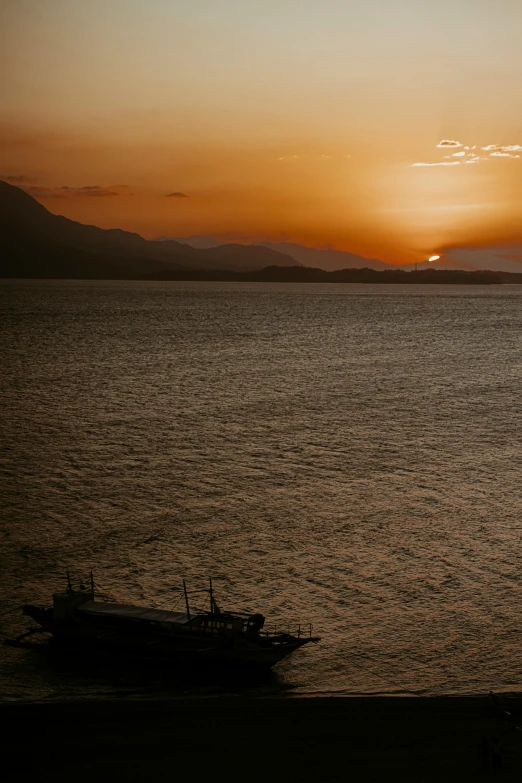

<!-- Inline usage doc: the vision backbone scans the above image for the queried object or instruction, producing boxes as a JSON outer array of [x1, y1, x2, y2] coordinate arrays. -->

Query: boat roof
[[77, 601, 191, 624]]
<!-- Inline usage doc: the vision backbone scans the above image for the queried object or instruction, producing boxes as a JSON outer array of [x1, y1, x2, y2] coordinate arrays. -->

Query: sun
[[428, 255, 441, 262]]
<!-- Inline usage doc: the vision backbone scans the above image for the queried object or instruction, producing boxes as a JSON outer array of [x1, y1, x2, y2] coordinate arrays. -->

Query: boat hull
[[24, 608, 314, 668]]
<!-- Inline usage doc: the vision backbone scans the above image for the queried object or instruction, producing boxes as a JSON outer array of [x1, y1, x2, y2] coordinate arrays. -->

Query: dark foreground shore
[[3, 695, 522, 781]]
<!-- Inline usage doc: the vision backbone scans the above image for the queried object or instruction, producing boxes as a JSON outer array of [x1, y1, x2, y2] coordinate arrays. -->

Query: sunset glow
[[2, 0, 522, 266]]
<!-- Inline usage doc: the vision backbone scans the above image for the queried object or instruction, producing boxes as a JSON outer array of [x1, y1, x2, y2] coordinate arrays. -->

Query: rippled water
[[1, 279, 522, 701]]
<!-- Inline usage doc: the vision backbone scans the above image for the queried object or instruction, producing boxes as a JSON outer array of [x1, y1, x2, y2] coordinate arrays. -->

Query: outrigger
[[17, 574, 320, 668]]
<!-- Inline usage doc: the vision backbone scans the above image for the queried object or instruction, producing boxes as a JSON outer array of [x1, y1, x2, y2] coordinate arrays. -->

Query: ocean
[[1, 279, 522, 701]]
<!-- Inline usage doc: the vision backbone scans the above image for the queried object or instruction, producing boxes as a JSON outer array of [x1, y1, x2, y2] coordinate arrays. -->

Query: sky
[[2, 0, 522, 265]]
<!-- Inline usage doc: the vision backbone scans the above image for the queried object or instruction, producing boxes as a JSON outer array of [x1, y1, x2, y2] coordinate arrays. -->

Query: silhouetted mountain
[[0, 182, 514, 282], [0, 181, 296, 278], [442, 246, 522, 273], [174, 235, 522, 274], [164, 235, 305, 266], [201, 243, 302, 268], [163, 235, 224, 249], [170, 235, 390, 271], [258, 242, 391, 271]]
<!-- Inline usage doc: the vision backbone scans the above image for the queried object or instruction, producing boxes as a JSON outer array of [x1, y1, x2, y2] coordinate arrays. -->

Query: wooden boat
[[20, 574, 320, 668]]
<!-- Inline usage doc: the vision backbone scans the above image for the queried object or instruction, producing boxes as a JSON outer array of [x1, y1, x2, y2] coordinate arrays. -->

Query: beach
[[3, 695, 522, 781]]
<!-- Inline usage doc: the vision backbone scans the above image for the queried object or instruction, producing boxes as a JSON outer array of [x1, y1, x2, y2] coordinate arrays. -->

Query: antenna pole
[[183, 580, 191, 620], [209, 577, 214, 614], [90, 570, 94, 596], [67, 571, 72, 592]]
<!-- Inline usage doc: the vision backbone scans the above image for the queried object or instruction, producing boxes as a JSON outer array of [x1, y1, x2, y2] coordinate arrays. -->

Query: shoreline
[[0, 271, 511, 284], [4, 694, 522, 780]]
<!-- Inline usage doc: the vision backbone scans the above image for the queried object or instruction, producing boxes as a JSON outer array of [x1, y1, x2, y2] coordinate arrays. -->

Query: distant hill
[[0, 181, 296, 278], [399, 260, 474, 272], [172, 236, 522, 274], [142, 266, 505, 284], [443, 246, 522, 273], [258, 242, 391, 271], [171, 235, 390, 271]]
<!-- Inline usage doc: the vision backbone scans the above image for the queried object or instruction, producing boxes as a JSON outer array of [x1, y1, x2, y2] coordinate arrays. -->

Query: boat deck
[[77, 602, 191, 625]]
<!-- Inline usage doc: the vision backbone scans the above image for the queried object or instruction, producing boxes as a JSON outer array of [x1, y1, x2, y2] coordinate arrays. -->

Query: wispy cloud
[[165, 191, 189, 198], [412, 161, 461, 167], [490, 151, 520, 158], [2, 174, 35, 184], [21, 183, 125, 199], [482, 144, 521, 158], [482, 144, 522, 152], [61, 185, 119, 197], [2, 177, 129, 197], [413, 140, 521, 168]]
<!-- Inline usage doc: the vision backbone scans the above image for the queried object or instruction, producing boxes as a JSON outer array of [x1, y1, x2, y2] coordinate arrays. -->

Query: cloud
[[24, 185, 64, 199], [436, 140, 463, 148], [414, 140, 521, 169], [165, 191, 189, 198], [482, 144, 522, 152], [21, 183, 123, 199], [60, 185, 119, 196], [79, 189, 119, 197], [0, 174, 123, 198], [412, 161, 460, 167], [484, 145, 521, 158], [2, 174, 35, 184]]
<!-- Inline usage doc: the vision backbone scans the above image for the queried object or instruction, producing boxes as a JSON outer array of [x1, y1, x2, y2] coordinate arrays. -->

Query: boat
[[18, 574, 320, 668]]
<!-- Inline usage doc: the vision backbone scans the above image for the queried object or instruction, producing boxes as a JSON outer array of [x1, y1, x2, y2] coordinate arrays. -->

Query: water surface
[[1, 280, 522, 700]]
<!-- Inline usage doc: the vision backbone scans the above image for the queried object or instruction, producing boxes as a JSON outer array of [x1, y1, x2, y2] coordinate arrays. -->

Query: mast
[[183, 580, 191, 620], [90, 570, 94, 596], [209, 577, 214, 614]]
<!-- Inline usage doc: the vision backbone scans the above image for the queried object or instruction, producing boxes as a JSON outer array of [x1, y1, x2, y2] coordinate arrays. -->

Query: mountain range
[[171, 236, 391, 271], [170, 236, 522, 274], [0, 181, 299, 279], [2, 180, 521, 279]]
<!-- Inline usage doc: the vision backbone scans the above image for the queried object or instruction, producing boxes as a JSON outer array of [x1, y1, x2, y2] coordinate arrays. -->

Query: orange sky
[[2, 0, 522, 265]]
